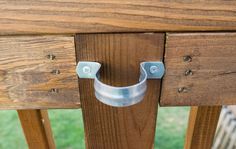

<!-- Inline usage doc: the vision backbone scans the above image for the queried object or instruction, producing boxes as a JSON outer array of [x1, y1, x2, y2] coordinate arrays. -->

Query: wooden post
[[184, 106, 222, 149], [76, 33, 164, 149], [18, 110, 56, 149]]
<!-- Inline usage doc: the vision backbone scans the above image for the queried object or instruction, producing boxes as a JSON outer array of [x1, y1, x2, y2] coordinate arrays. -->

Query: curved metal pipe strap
[[76, 61, 164, 107]]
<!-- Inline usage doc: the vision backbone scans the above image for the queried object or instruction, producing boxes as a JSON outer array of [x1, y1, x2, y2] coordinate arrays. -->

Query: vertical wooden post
[[184, 106, 222, 149], [18, 110, 56, 149], [76, 33, 164, 149]]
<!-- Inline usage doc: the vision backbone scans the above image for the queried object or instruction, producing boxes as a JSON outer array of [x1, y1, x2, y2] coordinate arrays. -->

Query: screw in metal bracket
[[82, 66, 91, 74], [149, 65, 159, 74]]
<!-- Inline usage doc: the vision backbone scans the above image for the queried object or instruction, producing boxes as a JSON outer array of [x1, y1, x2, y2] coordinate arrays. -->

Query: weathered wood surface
[[184, 106, 221, 149], [0, 36, 80, 109], [0, 0, 236, 35], [76, 33, 164, 149], [161, 33, 236, 106], [18, 110, 56, 149]]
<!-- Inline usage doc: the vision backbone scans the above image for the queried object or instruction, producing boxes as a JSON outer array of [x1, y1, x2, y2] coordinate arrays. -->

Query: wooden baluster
[[18, 110, 56, 149], [184, 106, 222, 149]]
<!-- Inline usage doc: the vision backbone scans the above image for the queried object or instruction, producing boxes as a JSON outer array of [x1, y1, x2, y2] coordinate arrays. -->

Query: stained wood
[[0, 36, 80, 109], [18, 110, 56, 149], [161, 33, 236, 106], [76, 33, 164, 149], [184, 106, 221, 149], [0, 0, 236, 35]]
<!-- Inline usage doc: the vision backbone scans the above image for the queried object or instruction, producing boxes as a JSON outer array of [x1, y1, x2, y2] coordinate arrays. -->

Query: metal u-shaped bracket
[[76, 61, 165, 107]]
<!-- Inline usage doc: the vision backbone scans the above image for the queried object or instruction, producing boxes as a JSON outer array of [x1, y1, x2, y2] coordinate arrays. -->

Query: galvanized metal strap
[[76, 61, 165, 107]]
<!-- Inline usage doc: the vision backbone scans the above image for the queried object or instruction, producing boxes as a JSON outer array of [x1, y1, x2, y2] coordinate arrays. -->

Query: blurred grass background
[[0, 107, 189, 149]]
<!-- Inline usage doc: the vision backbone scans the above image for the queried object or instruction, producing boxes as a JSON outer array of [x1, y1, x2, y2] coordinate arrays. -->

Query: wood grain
[[0, 0, 236, 35], [76, 33, 164, 149], [0, 36, 80, 109], [18, 110, 56, 149], [184, 106, 221, 149], [161, 33, 236, 106]]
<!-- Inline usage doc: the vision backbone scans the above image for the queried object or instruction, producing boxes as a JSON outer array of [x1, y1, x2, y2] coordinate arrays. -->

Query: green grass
[[48, 110, 85, 149], [155, 107, 189, 149], [0, 110, 27, 149], [0, 107, 189, 149]]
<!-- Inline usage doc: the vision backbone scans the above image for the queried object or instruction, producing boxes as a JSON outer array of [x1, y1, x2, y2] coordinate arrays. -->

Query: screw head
[[183, 55, 192, 62], [47, 54, 56, 60], [185, 69, 193, 76], [83, 66, 91, 74], [178, 87, 188, 93], [150, 65, 159, 74], [51, 69, 60, 75], [50, 88, 59, 93], [76, 62, 101, 79]]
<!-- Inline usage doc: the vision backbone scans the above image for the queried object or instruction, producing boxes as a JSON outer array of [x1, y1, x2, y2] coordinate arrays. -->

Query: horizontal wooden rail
[[0, 0, 236, 35], [0, 36, 80, 109], [161, 33, 236, 106], [1, 33, 236, 109]]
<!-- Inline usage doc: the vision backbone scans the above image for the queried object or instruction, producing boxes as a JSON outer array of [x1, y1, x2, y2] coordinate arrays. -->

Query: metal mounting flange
[[76, 61, 165, 107]]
